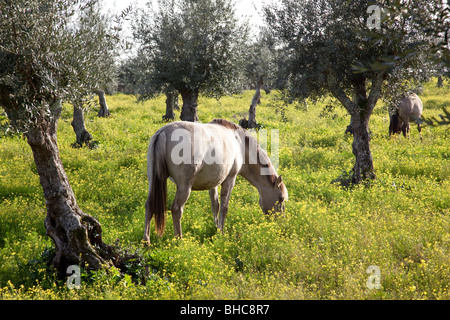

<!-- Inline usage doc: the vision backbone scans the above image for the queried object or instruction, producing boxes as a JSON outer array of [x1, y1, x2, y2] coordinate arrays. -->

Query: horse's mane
[[209, 118, 242, 131], [209, 118, 278, 186]]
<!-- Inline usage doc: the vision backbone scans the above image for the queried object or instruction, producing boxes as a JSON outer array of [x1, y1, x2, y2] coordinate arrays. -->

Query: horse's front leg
[[209, 187, 219, 227], [218, 176, 237, 233], [171, 185, 192, 238]]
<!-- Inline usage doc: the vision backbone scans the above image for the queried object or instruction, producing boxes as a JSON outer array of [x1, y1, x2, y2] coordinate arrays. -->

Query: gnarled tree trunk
[[71, 101, 93, 147], [248, 79, 263, 129], [25, 100, 114, 277], [162, 91, 178, 121], [179, 88, 199, 122], [350, 108, 375, 183], [327, 71, 383, 184], [97, 90, 111, 117], [349, 76, 382, 183]]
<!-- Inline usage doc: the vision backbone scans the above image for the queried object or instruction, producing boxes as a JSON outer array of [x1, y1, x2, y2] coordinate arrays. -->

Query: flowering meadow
[[0, 81, 449, 299]]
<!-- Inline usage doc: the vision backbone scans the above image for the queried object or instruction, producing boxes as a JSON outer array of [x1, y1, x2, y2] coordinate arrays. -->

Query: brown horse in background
[[389, 92, 423, 137]]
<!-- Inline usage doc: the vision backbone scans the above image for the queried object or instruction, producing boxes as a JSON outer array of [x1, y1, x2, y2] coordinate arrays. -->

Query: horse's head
[[259, 175, 288, 215], [389, 111, 402, 136]]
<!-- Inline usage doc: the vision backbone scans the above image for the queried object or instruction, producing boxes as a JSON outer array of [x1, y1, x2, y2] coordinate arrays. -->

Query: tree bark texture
[[179, 88, 199, 122], [25, 101, 113, 277], [248, 79, 263, 129], [349, 75, 383, 183], [71, 102, 93, 147], [350, 109, 375, 183], [345, 114, 355, 135], [97, 90, 111, 117], [162, 91, 178, 121]]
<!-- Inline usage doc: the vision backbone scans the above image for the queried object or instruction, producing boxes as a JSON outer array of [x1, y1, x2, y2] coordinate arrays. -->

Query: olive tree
[[243, 30, 278, 128], [132, 0, 248, 121], [264, 0, 438, 183], [70, 6, 118, 146], [0, 0, 122, 275]]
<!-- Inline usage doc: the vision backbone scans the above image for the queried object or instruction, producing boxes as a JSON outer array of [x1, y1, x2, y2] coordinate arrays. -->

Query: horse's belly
[[191, 164, 233, 190]]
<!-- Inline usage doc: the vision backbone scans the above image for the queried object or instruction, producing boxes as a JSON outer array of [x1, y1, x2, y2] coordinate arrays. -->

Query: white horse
[[389, 92, 423, 137], [143, 119, 288, 245]]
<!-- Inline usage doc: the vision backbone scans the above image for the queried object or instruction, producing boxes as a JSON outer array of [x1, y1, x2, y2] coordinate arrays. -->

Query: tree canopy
[[131, 0, 249, 121], [0, 0, 120, 131], [263, 0, 442, 183], [264, 0, 435, 105]]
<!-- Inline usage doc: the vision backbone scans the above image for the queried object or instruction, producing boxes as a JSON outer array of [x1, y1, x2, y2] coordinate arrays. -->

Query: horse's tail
[[146, 129, 168, 237]]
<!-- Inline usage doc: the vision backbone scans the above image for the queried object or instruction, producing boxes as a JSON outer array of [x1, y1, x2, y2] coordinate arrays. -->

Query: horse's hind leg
[[402, 123, 409, 137], [171, 185, 192, 238], [209, 187, 219, 227]]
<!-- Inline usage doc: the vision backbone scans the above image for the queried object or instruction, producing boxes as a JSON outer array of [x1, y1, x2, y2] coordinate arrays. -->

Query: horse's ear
[[274, 175, 283, 188]]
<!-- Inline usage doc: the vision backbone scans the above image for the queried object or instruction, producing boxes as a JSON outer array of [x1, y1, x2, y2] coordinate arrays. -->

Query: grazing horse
[[389, 92, 423, 137], [143, 119, 288, 245]]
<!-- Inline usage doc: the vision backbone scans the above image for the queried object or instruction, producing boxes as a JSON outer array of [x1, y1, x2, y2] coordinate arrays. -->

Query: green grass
[[0, 80, 449, 299]]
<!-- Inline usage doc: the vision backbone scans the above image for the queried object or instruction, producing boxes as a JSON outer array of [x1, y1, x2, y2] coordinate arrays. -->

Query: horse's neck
[[237, 131, 277, 191], [239, 163, 276, 192]]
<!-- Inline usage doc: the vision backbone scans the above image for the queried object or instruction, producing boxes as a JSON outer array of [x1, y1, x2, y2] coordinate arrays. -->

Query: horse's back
[[399, 92, 423, 121], [151, 120, 244, 191]]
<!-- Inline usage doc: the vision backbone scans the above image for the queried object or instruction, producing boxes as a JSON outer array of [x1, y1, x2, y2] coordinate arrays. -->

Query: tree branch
[[326, 69, 355, 114], [367, 72, 384, 110]]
